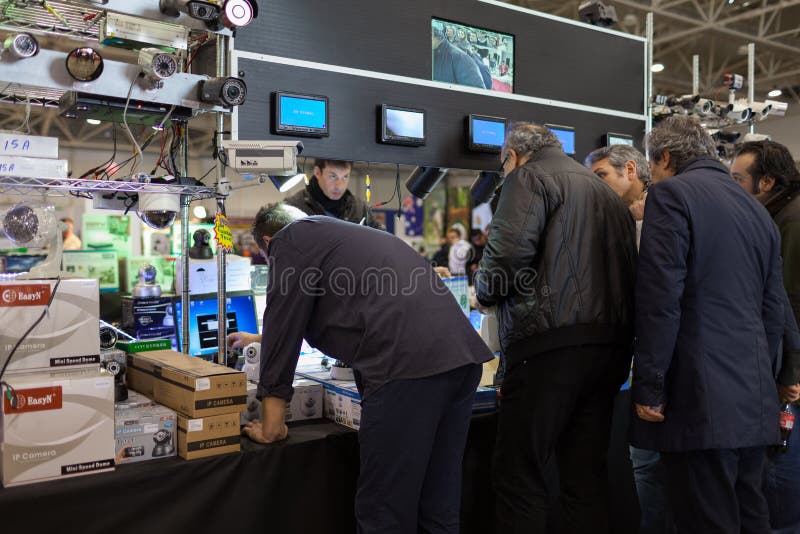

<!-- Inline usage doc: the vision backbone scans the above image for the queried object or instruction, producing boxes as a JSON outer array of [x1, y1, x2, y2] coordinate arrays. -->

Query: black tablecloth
[[0, 394, 638, 534]]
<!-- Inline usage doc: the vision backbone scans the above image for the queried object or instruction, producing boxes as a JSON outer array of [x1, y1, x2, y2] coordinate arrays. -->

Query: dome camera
[[137, 193, 179, 230]]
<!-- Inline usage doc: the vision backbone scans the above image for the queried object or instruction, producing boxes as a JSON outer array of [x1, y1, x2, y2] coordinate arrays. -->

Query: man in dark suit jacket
[[631, 115, 785, 533]]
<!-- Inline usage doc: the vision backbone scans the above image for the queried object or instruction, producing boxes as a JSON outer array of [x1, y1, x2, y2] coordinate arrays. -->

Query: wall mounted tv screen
[[380, 104, 426, 146], [273, 91, 329, 137], [546, 124, 576, 156], [432, 18, 514, 94], [468, 114, 506, 153]]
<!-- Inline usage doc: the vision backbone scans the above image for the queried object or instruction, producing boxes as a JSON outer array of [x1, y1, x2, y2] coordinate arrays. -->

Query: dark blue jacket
[[630, 158, 784, 452], [433, 39, 485, 89]]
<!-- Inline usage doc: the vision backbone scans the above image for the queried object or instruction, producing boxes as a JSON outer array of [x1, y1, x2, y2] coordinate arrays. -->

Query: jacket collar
[[527, 146, 569, 163], [676, 157, 728, 176], [762, 181, 800, 218]]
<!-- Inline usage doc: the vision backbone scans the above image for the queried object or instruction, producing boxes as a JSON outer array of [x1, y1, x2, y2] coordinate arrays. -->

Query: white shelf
[[0, 175, 217, 201]]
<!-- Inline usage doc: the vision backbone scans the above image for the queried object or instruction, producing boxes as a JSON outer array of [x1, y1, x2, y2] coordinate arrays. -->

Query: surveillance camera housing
[[221, 139, 304, 176], [138, 48, 178, 89], [198, 76, 247, 107], [138, 192, 179, 230]]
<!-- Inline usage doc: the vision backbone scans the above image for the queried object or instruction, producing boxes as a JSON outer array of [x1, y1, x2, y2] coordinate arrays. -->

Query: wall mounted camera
[[1, 33, 39, 60], [160, 0, 257, 29], [152, 429, 174, 457], [198, 76, 247, 107], [726, 103, 753, 123], [65, 47, 104, 82], [99, 323, 118, 350], [693, 98, 714, 116], [138, 48, 178, 90], [749, 102, 772, 120], [218, 0, 257, 29]]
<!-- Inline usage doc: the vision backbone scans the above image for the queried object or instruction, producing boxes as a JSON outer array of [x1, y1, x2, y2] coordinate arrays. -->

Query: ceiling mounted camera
[[160, 0, 220, 21], [198, 76, 247, 107], [1, 33, 39, 59], [138, 192, 179, 230], [138, 48, 179, 90]]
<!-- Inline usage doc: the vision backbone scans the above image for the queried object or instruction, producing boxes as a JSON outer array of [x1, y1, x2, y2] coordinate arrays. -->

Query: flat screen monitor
[[467, 114, 506, 153], [546, 124, 576, 156], [379, 104, 426, 146], [273, 91, 329, 137], [605, 132, 634, 146], [174, 291, 260, 359], [432, 18, 515, 94]]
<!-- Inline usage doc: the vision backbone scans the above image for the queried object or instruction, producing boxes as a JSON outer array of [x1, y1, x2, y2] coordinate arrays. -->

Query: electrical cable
[[121, 74, 144, 175], [374, 164, 401, 208], [0, 277, 62, 406]]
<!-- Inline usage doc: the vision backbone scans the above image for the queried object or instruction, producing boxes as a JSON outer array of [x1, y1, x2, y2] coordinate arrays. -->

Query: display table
[[0, 395, 638, 534]]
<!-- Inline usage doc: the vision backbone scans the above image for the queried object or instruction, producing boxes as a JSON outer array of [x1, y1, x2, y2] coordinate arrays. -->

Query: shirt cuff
[[256, 382, 294, 401]]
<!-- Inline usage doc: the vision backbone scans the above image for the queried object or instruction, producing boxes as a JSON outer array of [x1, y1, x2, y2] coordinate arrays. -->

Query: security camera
[[749, 102, 772, 119], [102, 357, 128, 402], [727, 103, 753, 123], [161, 0, 256, 29], [693, 98, 714, 116], [138, 48, 178, 90], [242, 341, 260, 382], [138, 193, 179, 230], [133, 263, 162, 297], [221, 140, 304, 176], [711, 130, 741, 144], [764, 99, 788, 117], [160, 0, 219, 21], [198, 76, 247, 107], [2, 33, 39, 60]]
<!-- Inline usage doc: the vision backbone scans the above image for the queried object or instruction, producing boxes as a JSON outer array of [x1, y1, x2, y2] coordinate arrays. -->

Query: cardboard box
[[114, 398, 177, 463], [0, 368, 115, 487], [62, 250, 120, 292], [114, 390, 155, 411], [0, 155, 67, 178], [0, 278, 101, 374], [121, 295, 176, 339], [0, 133, 59, 158], [177, 412, 240, 460], [175, 255, 252, 295], [115, 339, 172, 354], [125, 350, 246, 418], [241, 378, 324, 425]]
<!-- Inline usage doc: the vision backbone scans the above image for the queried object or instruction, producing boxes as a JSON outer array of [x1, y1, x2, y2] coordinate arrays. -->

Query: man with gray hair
[[585, 144, 649, 220], [476, 122, 637, 532], [631, 115, 785, 532]]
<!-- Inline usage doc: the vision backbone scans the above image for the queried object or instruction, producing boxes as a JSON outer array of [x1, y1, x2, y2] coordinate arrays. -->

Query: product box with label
[[0, 155, 67, 178], [0, 133, 59, 159], [114, 398, 177, 463], [115, 339, 172, 354], [241, 378, 323, 425], [82, 214, 133, 259], [121, 295, 176, 339], [0, 368, 115, 487], [62, 250, 120, 292], [0, 278, 101, 374], [175, 255, 252, 295], [177, 412, 240, 460], [125, 350, 246, 418]]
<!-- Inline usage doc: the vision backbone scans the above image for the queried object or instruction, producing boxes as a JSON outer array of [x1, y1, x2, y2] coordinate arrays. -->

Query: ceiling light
[[193, 205, 207, 219], [651, 63, 665, 73], [86, 118, 102, 125], [768, 88, 783, 98]]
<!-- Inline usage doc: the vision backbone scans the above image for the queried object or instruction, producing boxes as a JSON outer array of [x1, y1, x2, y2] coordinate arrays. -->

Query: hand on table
[[634, 403, 665, 422], [227, 331, 260, 349], [779, 383, 800, 403], [242, 419, 288, 444]]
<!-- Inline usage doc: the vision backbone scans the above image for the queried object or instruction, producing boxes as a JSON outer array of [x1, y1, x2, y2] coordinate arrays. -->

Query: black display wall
[[234, 0, 646, 170]]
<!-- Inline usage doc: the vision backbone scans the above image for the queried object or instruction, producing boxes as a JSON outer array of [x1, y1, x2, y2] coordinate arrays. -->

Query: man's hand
[[634, 403, 665, 422], [227, 331, 260, 349], [779, 383, 800, 403], [434, 266, 452, 279], [242, 420, 288, 444]]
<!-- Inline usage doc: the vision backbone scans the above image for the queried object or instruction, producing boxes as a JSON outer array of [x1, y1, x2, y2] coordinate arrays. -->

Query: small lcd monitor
[[379, 104, 426, 146], [546, 124, 576, 156], [273, 91, 329, 137], [174, 291, 260, 360], [467, 114, 506, 153], [605, 132, 634, 147]]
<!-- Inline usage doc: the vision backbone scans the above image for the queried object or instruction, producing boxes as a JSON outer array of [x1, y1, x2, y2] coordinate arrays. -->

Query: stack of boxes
[[0, 278, 115, 487]]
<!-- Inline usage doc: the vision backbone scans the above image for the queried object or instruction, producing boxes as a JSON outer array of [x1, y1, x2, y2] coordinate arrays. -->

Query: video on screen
[[432, 18, 514, 93]]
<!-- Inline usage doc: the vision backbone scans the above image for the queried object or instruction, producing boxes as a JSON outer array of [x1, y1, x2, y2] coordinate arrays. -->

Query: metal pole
[[692, 54, 700, 96], [215, 33, 228, 366], [180, 195, 190, 355], [748, 42, 756, 135], [645, 13, 654, 142]]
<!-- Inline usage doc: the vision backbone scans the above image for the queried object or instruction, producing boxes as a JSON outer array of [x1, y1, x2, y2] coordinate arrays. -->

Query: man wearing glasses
[[284, 158, 378, 227], [476, 122, 637, 532]]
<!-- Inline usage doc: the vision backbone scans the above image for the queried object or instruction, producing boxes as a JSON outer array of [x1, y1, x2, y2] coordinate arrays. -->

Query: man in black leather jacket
[[475, 122, 637, 532]]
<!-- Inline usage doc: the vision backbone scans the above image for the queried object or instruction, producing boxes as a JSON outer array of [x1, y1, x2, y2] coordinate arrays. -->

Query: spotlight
[[470, 171, 504, 206], [405, 167, 448, 200], [650, 63, 665, 73], [2, 33, 39, 59], [198, 76, 247, 107], [137, 193, 179, 230], [270, 173, 305, 193], [578, 1, 618, 27], [138, 48, 178, 90]]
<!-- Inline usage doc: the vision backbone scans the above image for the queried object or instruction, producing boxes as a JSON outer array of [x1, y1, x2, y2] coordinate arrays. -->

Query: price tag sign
[[214, 213, 233, 252]]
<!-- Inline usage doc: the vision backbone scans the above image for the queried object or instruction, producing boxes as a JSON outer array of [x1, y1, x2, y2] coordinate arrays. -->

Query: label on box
[[61, 459, 114, 475], [143, 423, 159, 433], [187, 419, 203, 432], [195, 378, 210, 391], [0, 284, 51, 307], [195, 396, 247, 410], [50, 355, 101, 367], [4, 386, 62, 414], [187, 435, 240, 452], [0, 155, 68, 179], [95, 380, 110, 389], [0, 133, 59, 158]]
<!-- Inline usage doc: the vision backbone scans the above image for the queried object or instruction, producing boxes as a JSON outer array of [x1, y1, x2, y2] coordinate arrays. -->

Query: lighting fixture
[[768, 88, 783, 98], [86, 118, 102, 125], [270, 173, 305, 193], [65, 47, 104, 82], [193, 205, 208, 219], [651, 63, 665, 73], [405, 167, 449, 200], [470, 171, 504, 206], [198, 76, 247, 107], [2, 33, 39, 60]]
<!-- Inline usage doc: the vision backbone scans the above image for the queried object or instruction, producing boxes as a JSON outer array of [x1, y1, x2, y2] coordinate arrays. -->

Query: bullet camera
[[693, 98, 714, 116], [138, 48, 178, 90], [727, 103, 753, 123], [160, 0, 256, 29], [198, 76, 247, 107], [749, 102, 772, 119], [160, 0, 219, 21]]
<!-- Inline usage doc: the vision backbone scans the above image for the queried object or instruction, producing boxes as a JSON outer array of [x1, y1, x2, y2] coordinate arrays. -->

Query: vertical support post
[[748, 42, 756, 135], [215, 33, 228, 366], [180, 193, 191, 355], [692, 54, 700, 96], [645, 13, 654, 147]]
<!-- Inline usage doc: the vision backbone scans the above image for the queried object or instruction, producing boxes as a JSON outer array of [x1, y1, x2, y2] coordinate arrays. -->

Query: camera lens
[[140, 210, 178, 230]]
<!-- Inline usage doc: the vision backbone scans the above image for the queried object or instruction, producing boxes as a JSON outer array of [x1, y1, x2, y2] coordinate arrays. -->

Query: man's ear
[[760, 175, 776, 193], [262, 235, 271, 248], [625, 160, 637, 182]]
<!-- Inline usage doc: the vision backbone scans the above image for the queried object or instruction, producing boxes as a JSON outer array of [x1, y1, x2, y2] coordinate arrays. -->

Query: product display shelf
[[0, 175, 218, 201]]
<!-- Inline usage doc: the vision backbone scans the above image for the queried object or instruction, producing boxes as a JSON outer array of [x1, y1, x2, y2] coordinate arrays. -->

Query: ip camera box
[[125, 350, 246, 418], [121, 295, 176, 339], [0, 368, 115, 487], [240, 378, 323, 425], [114, 398, 177, 464], [177, 412, 240, 460], [0, 278, 101, 374]]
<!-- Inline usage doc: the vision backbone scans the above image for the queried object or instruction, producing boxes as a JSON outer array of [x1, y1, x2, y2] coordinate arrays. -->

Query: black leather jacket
[[475, 146, 637, 364]]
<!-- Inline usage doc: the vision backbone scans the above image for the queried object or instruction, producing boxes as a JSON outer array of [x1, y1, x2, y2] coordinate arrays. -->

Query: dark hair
[[646, 115, 717, 172], [314, 159, 352, 172], [60, 217, 74, 224], [734, 140, 800, 189], [251, 203, 306, 252]]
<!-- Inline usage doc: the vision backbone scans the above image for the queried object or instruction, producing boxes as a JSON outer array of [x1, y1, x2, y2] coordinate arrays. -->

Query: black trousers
[[355, 363, 482, 534], [493, 344, 630, 534], [661, 447, 770, 534]]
